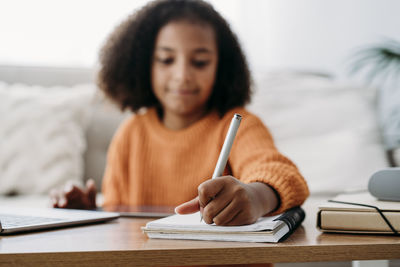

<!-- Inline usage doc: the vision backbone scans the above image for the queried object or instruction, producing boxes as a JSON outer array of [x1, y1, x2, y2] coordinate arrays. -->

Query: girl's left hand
[[174, 176, 278, 226]]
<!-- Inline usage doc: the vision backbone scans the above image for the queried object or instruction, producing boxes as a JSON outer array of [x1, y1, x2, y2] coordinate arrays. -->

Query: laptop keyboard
[[0, 214, 64, 229]]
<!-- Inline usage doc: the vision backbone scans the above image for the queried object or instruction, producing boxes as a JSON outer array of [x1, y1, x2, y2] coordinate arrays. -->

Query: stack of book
[[317, 192, 400, 234], [142, 207, 305, 243]]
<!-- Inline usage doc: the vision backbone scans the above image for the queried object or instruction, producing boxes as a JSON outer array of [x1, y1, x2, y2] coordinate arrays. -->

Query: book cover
[[142, 207, 305, 243], [317, 192, 400, 234]]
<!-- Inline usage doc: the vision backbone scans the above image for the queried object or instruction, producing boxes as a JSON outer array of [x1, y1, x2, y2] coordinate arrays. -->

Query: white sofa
[[0, 65, 391, 199]]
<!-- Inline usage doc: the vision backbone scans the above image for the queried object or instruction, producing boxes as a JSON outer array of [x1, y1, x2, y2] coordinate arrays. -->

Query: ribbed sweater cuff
[[242, 168, 308, 215]]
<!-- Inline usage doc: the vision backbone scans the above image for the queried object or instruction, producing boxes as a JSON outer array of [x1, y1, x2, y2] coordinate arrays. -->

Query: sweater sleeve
[[229, 111, 309, 215], [101, 117, 132, 207]]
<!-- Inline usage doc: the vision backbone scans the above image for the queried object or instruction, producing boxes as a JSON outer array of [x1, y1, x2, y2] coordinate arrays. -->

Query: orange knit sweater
[[102, 107, 309, 215]]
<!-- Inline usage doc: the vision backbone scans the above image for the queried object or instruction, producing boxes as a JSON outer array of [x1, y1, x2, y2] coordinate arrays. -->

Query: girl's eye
[[192, 60, 210, 68], [156, 57, 174, 65]]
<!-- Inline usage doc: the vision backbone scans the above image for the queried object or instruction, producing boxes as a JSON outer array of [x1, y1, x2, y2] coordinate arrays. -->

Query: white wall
[[0, 0, 149, 67], [232, 0, 400, 79], [0, 0, 399, 79]]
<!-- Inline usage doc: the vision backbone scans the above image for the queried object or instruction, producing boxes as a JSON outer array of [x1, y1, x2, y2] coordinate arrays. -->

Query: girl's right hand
[[50, 179, 97, 210]]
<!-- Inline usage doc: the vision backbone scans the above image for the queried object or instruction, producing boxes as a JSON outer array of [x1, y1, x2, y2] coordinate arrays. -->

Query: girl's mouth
[[169, 89, 198, 96]]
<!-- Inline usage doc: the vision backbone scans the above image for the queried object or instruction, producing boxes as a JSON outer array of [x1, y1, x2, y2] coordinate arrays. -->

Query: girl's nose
[[173, 59, 193, 82]]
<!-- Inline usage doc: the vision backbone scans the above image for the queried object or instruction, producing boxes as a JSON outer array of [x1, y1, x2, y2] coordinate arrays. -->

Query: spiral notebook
[[142, 207, 305, 243]]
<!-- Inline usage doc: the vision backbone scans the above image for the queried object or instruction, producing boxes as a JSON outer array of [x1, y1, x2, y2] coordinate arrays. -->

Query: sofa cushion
[[248, 72, 388, 194], [0, 82, 95, 195]]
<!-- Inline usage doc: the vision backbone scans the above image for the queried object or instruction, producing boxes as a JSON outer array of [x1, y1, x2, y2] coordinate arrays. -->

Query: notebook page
[[145, 212, 283, 232]]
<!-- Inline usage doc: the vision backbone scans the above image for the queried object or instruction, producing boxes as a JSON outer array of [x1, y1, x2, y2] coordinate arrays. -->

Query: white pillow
[[0, 82, 95, 195], [248, 72, 388, 194]]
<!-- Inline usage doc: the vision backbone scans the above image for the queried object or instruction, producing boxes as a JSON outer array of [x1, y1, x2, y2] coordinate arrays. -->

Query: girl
[[52, 0, 309, 229]]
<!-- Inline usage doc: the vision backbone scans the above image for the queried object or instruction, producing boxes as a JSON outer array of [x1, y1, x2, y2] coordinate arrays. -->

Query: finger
[[86, 179, 97, 208], [64, 184, 84, 200], [64, 180, 81, 192], [86, 179, 96, 191], [202, 190, 233, 224], [58, 195, 67, 208], [56, 189, 69, 208], [60, 183, 85, 208], [211, 198, 241, 226], [174, 197, 200, 214], [86, 179, 97, 197], [197, 177, 227, 208], [224, 210, 245, 226], [50, 189, 60, 207], [225, 210, 255, 226], [51, 199, 59, 208]]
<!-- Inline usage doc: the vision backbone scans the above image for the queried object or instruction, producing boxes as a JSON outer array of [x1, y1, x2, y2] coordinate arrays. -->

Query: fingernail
[[59, 198, 66, 207], [64, 184, 73, 193]]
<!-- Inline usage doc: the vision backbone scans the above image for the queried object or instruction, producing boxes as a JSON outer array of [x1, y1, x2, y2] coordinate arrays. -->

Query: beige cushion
[[84, 91, 130, 189]]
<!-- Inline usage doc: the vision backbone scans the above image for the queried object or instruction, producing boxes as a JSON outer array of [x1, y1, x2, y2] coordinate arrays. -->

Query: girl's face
[[151, 20, 218, 120]]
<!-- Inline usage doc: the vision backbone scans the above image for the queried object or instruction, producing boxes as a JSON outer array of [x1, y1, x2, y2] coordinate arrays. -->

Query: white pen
[[200, 113, 242, 222]]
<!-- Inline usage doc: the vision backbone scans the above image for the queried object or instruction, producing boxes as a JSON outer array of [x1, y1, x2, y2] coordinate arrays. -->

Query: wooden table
[[0, 197, 399, 266]]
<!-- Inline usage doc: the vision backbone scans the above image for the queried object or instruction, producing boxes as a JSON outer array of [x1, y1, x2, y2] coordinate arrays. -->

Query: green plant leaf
[[348, 38, 400, 86]]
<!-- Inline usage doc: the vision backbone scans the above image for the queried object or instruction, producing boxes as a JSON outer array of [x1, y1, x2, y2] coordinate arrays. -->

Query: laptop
[[0, 207, 119, 234]]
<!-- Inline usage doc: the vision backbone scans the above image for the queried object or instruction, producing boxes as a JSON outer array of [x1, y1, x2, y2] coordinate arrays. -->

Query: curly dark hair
[[97, 0, 252, 116]]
